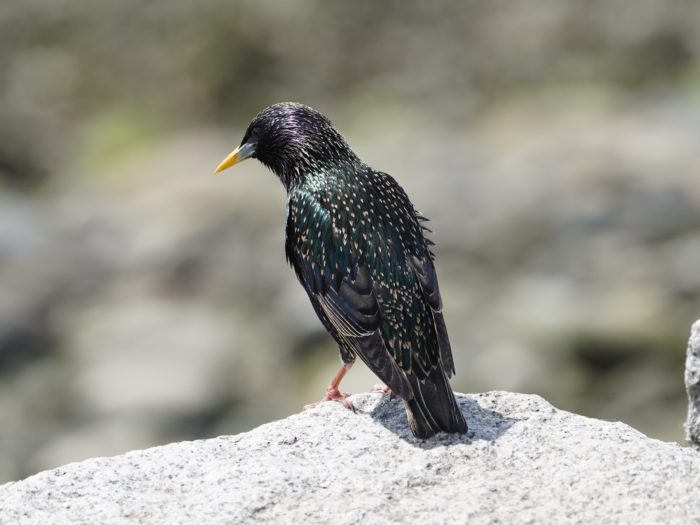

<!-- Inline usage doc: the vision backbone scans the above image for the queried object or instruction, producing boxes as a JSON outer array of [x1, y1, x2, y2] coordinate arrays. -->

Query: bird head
[[215, 102, 356, 188]]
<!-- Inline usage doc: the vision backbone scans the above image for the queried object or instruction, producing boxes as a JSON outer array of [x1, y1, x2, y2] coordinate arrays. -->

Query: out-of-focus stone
[[65, 291, 235, 416]]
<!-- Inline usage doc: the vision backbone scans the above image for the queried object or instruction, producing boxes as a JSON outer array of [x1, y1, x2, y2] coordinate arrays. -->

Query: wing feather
[[286, 190, 413, 399], [409, 252, 455, 376]]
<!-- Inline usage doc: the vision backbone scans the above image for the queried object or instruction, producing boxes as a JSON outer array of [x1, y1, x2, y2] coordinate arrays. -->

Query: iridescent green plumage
[[227, 102, 466, 438]]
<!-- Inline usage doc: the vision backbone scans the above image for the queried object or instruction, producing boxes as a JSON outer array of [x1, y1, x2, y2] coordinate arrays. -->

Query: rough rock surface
[[687, 320, 700, 447], [1, 392, 698, 525]]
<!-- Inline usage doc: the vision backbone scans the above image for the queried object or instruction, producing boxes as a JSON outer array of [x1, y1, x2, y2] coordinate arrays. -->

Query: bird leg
[[304, 362, 354, 411], [371, 384, 397, 399]]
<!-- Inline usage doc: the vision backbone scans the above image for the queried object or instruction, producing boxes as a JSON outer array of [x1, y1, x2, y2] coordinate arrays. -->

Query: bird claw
[[371, 384, 397, 399], [304, 387, 355, 412]]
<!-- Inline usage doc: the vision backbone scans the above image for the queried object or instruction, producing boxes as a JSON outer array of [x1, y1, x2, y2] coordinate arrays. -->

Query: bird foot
[[304, 387, 355, 412], [371, 384, 397, 399]]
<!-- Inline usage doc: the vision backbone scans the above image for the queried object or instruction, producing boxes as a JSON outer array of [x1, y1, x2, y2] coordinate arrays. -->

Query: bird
[[215, 102, 467, 439]]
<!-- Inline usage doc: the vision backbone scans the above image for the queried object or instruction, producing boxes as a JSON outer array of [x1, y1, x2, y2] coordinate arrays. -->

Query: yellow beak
[[214, 142, 256, 173]]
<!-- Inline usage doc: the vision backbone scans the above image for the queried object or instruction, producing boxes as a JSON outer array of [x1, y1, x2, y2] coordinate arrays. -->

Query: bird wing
[[367, 170, 455, 377], [285, 189, 413, 399], [408, 250, 455, 376]]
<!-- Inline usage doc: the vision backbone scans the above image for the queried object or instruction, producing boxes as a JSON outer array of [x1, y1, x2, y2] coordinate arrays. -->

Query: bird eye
[[241, 129, 256, 147], [249, 127, 263, 143]]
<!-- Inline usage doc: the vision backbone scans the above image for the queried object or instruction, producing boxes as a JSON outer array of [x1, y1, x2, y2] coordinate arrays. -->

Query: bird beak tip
[[214, 147, 241, 174]]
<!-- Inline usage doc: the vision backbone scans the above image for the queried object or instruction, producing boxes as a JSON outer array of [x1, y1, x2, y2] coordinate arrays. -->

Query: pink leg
[[371, 384, 397, 399], [304, 362, 354, 411]]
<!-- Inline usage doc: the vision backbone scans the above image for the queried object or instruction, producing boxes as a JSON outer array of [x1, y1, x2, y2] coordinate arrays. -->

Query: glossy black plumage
[[228, 102, 466, 438]]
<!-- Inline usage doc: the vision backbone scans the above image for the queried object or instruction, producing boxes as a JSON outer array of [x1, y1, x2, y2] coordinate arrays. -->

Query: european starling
[[215, 102, 467, 438]]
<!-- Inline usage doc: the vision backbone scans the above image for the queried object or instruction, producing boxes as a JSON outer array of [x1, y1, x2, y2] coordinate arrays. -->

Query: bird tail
[[404, 367, 467, 439]]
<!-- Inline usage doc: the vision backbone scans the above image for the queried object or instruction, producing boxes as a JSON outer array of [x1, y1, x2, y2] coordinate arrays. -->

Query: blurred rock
[[658, 232, 700, 297], [29, 418, 159, 477], [64, 290, 234, 416]]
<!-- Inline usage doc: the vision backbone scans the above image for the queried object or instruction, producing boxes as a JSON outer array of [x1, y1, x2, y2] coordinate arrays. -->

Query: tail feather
[[404, 367, 467, 439]]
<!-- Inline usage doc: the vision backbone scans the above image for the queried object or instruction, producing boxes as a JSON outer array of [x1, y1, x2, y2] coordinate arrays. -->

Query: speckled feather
[[239, 102, 466, 438]]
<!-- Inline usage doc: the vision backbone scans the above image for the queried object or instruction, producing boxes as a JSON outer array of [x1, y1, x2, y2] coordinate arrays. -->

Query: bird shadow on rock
[[362, 394, 519, 449]]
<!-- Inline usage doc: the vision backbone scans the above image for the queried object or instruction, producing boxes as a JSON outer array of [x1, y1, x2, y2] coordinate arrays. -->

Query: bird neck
[[278, 156, 362, 193]]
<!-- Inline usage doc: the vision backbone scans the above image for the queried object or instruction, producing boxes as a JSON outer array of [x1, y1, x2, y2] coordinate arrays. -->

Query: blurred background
[[1, 0, 700, 483]]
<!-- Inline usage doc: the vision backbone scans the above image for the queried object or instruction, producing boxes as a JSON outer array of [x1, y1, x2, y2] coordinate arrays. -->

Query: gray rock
[[1, 391, 699, 525], [686, 320, 700, 448]]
